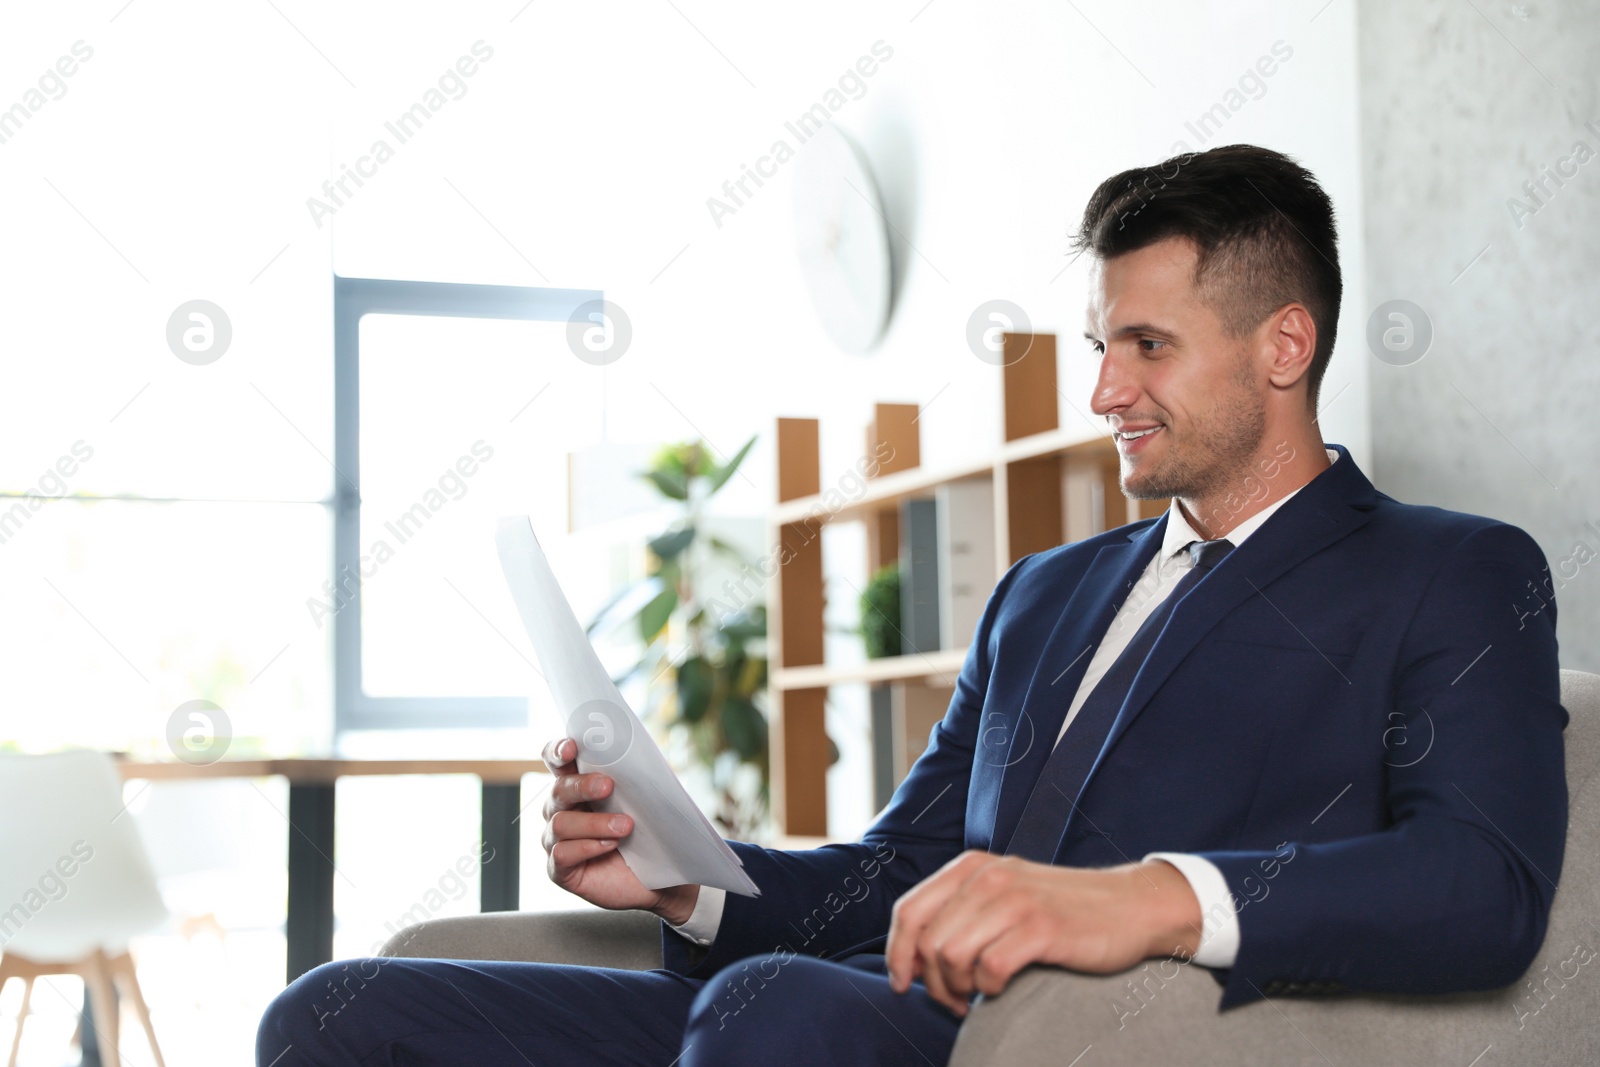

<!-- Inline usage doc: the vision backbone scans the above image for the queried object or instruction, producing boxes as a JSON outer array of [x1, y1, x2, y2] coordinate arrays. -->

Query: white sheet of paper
[[496, 515, 759, 897]]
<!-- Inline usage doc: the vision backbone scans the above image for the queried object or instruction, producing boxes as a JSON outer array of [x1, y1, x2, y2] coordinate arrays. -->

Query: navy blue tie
[[1005, 537, 1235, 862]]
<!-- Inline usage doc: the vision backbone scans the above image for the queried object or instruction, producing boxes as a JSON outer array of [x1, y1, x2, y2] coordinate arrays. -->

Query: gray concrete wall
[[1358, 0, 1600, 672]]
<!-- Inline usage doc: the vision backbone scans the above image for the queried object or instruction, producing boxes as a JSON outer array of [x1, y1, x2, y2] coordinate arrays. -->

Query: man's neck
[[1177, 433, 1332, 541]]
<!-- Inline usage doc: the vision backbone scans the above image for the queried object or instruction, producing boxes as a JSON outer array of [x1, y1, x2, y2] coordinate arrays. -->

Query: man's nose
[[1091, 351, 1139, 418]]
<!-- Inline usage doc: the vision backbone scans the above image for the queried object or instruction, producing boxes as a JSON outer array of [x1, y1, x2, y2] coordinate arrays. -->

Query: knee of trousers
[[258, 958, 395, 1056], [684, 954, 861, 1054]]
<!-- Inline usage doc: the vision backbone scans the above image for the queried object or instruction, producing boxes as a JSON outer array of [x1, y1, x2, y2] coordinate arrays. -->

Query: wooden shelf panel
[[1002, 425, 1117, 466], [770, 426, 1118, 527], [772, 457, 996, 526], [772, 647, 969, 690]]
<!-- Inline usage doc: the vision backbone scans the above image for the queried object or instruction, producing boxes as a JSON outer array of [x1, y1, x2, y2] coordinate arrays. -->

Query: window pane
[[0, 500, 331, 754], [356, 313, 610, 707]]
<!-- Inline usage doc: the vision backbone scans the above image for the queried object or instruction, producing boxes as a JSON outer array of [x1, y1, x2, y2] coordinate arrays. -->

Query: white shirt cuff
[[1143, 852, 1240, 968], [666, 885, 725, 946]]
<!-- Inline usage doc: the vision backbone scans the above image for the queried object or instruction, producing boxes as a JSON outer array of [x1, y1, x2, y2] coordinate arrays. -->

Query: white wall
[[0, 0, 1371, 832], [319, 0, 1373, 499]]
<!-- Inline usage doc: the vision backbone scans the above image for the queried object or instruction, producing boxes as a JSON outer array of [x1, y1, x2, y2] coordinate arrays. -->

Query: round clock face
[[792, 124, 893, 354]]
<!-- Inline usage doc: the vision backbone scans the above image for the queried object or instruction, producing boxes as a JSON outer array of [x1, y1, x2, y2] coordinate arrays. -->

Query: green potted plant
[[859, 562, 902, 659], [588, 436, 771, 836]]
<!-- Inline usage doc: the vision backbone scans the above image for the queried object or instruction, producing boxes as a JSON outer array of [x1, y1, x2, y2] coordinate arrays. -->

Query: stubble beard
[[1121, 355, 1266, 504]]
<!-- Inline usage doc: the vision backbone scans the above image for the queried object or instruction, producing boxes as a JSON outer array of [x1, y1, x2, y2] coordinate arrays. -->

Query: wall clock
[[792, 124, 894, 354]]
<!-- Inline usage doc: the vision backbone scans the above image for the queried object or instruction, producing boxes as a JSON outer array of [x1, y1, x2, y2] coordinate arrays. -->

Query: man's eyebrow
[[1086, 321, 1178, 340]]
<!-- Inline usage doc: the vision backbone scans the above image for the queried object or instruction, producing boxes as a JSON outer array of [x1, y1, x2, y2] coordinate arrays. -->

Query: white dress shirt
[[670, 448, 1341, 965]]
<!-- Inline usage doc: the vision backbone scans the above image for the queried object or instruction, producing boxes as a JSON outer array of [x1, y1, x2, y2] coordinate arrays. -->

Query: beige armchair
[[381, 669, 1600, 1065]]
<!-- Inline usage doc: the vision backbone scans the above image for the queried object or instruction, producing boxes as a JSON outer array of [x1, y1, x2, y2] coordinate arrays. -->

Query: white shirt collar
[[1159, 447, 1340, 561]]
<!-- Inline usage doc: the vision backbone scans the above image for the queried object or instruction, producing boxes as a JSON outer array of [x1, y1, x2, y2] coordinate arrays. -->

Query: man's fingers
[[919, 866, 1024, 1002], [919, 907, 987, 1013], [541, 737, 580, 774], [926, 913, 1015, 1007], [548, 837, 618, 875], [886, 883, 953, 990], [541, 809, 633, 854], [541, 771, 615, 820], [886, 851, 995, 994], [885, 895, 930, 993], [557, 771, 614, 805], [549, 810, 632, 844], [920, 942, 966, 1016], [972, 926, 1039, 997]]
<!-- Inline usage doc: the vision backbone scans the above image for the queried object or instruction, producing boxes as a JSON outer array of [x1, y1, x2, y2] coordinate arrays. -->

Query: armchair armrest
[[948, 669, 1600, 1066], [950, 958, 1510, 1066], [378, 908, 662, 971]]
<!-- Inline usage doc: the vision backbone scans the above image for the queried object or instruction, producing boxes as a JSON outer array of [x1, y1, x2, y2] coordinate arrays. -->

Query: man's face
[[1085, 237, 1266, 502]]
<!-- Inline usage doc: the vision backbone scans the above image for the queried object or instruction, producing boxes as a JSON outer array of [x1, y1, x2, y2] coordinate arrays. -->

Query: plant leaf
[[584, 577, 659, 636], [643, 467, 688, 501], [676, 656, 715, 723], [706, 435, 757, 494], [648, 525, 696, 563], [732, 654, 766, 698], [637, 588, 678, 643], [718, 616, 766, 642], [707, 535, 751, 565], [720, 695, 768, 761]]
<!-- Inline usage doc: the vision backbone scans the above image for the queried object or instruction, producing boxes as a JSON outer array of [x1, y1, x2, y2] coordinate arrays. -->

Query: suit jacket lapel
[[1062, 444, 1381, 829], [989, 515, 1167, 850]]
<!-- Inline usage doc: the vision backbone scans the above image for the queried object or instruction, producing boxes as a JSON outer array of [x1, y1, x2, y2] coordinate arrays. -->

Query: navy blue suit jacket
[[663, 442, 1567, 1009]]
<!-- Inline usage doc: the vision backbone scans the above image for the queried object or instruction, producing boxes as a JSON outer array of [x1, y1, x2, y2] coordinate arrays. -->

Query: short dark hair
[[1070, 144, 1341, 410]]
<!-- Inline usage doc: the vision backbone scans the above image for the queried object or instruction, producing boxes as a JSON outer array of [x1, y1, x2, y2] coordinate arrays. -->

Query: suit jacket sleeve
[[660, 555, 1035, 979], [1198, 522, 1567, 1007]]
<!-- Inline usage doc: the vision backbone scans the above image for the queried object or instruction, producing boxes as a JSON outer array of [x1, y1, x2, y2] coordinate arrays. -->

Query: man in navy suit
[[259, 144, 1566, 1066]]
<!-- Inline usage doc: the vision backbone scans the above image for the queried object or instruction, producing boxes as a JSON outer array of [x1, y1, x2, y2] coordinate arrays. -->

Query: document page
[[496, 515, 759, 897]]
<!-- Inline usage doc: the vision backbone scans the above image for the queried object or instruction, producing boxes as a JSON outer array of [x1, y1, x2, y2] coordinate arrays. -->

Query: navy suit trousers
[[257, 950, 963, 1066]]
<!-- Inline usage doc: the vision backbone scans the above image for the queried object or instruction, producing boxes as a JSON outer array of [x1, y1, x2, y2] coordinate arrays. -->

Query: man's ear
[[1265, 303, 1317, 391]]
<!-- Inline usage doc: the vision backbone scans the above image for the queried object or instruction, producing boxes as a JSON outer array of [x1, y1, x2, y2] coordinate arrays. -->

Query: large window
[[331, 277, 601, 731], [0, 301, 335, 756], [0, 277, 609, 751]]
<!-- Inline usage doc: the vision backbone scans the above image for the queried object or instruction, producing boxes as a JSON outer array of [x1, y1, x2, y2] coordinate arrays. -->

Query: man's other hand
[[539, 737, 699, 925], [884, 851, 1203, 1016]]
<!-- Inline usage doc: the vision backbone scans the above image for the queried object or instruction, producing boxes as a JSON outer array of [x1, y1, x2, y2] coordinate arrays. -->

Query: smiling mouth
[[1114, 425, 1163, 451]]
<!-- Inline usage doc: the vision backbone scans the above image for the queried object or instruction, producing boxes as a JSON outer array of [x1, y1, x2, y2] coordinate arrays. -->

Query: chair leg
[[6, 976, 32, 1067], [108, 953, 165, 1067], [79, 951, 122, 1067]]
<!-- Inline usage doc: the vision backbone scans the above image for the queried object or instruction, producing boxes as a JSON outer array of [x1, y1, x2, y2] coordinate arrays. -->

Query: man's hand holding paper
[[496, 515, 759, 901], [538, 736, 700, 924]]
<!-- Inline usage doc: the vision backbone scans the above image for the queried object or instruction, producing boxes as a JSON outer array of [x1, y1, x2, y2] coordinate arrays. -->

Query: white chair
[[0, 751, 169, 1067]]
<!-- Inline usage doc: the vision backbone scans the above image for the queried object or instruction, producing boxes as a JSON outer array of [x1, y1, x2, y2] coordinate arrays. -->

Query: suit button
[[1284, 982, 1306, 993]]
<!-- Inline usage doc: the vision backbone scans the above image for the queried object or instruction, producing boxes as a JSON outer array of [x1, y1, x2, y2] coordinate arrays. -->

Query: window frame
[[332, 275, 601, 733]]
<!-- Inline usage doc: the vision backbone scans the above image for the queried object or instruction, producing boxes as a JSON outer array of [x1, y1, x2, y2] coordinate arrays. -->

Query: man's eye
[[1089, 341, 1105, 356], [1138, 338, 1166, 352]]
